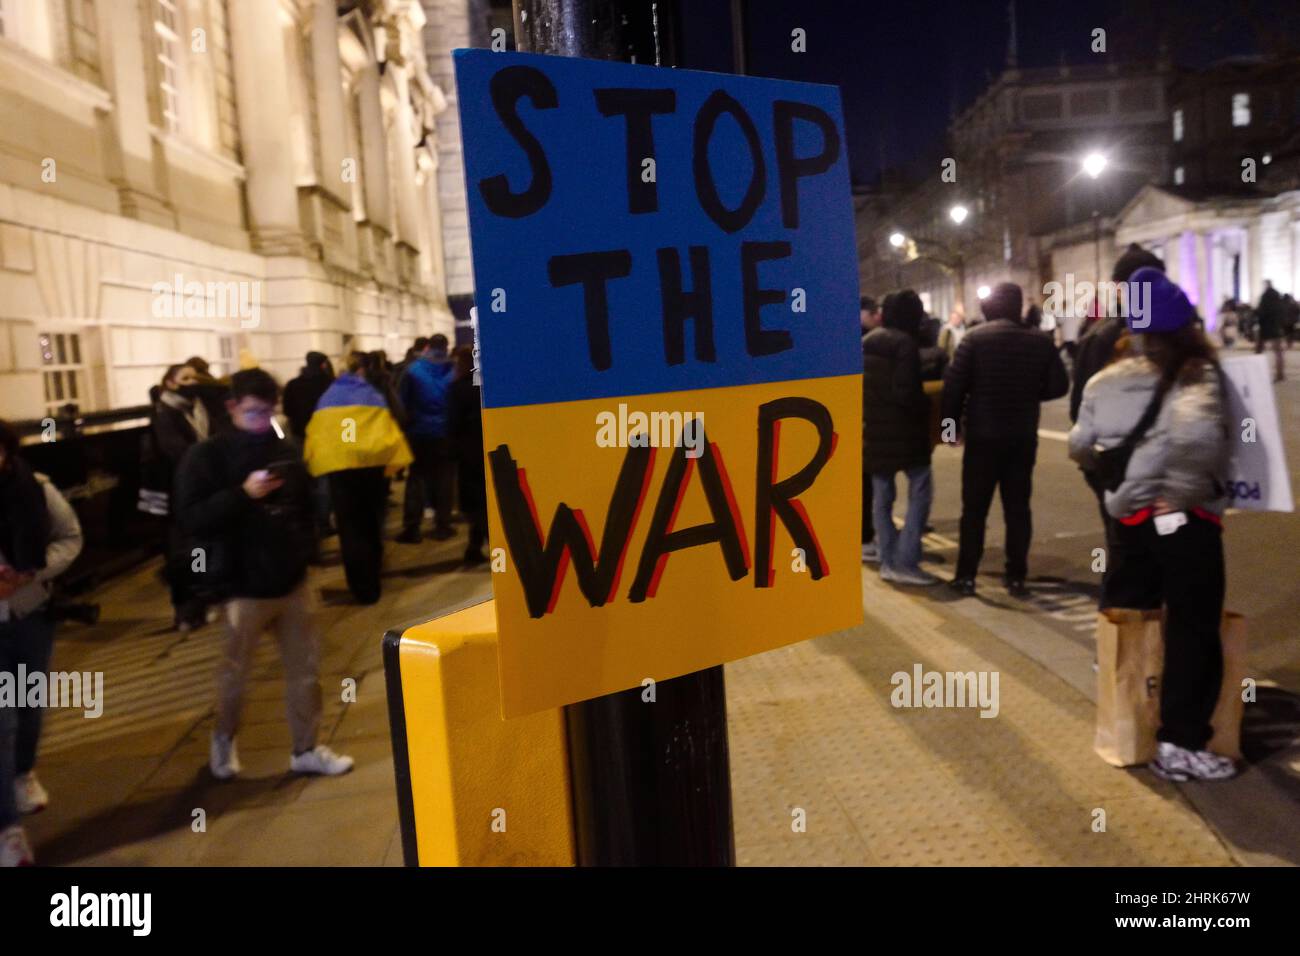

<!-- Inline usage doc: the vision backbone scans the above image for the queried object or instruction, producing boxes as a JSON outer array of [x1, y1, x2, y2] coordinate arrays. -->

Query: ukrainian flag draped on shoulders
[[304, 372, 412, 477]]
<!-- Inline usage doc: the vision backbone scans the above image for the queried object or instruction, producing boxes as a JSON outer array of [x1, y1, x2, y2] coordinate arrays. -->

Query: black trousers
[[1084, 472, 1124, 608], [861, 465, 874, 545], [956, 436, 1037, 581], [329, 467, 387, 604], [1107, 514, 1225, 751], [402, 436, 455, 534]]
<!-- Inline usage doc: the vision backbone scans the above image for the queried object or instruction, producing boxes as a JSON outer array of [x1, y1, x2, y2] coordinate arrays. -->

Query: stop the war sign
[[455, 49, 863, 717]]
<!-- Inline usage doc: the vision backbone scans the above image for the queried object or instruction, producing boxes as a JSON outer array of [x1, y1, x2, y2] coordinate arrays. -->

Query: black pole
[[512, 0, 735, 866]]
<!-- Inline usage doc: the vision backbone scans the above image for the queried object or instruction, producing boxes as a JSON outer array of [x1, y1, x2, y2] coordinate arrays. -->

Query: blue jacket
[[399, 353, 455, 438]]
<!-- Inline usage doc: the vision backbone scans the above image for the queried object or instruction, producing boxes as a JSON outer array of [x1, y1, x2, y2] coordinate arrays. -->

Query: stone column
[[92, 0, 171, 226], [311, 0, 350, 208], [227, 0, 302, 253], [355, 63, 393, 233], [388, 68, 422, 249]]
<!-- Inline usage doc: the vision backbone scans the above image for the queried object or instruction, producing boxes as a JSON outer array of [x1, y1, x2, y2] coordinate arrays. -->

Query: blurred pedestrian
[[860, 296, 882, 563], [1255, 280, 1286, 382], [174, 369, 353, 781], [942, 282, 1069, 597], [0, 420, 83, 866], [449, 347, 488, 565], [1068, 268, 1235, 782], [938, 306, 967, 361], [863, 291, 938, 586], [396, 334, 457, 543], [283, 352, 334, 443], [283, 351, 336, 547], [151, 363, 212, 631], [304, 353, 412, 603]]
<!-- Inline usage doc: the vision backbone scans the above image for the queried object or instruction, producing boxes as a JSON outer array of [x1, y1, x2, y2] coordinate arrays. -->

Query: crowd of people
[[1, 243, 1287, 864], [0, 333, 488, 865], [861, 242, 1258, 784]]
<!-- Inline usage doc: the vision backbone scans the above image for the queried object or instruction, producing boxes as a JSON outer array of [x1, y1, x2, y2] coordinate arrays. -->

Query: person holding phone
[[174, 369, 352, 782], [1068, 268, 1234, 783]]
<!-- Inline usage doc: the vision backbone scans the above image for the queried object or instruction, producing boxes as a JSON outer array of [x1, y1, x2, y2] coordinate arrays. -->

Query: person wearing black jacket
[[942, 282, 1069, 596], [1069, 244, 1164, 423], [1068, 244, 1164, 604], [151, 363, 211, 631], [282, 351, 336, 546], [282, 352, 334, 442], [174, 369, 352, 782], [863, 291, 938, 586], [449, 347, 488, 565], [1255, 280, 1286, 382]]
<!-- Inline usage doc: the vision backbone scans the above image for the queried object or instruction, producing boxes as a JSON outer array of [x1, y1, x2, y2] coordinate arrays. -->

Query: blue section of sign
[[455, 49, 861, 410]]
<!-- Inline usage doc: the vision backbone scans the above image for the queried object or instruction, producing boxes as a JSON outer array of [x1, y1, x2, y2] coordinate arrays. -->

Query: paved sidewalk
[[24, 516, 1298, 866]]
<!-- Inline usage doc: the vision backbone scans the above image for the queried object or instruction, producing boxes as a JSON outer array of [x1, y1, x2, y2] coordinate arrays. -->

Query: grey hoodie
[[1068, 356, 1229, 519], [0, 475, 83, 621]]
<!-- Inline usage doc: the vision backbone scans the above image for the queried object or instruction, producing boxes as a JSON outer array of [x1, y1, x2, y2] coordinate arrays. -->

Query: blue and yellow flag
[[304, 373, 413, 477]]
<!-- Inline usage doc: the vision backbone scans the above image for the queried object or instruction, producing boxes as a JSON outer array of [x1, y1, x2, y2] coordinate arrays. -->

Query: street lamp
[[889, 231, 905, 248], [1082, 152, 1107, 179], [977, 285, 991, 300], [949, 204, 969, 225], [1081, 152, 1108, 289]]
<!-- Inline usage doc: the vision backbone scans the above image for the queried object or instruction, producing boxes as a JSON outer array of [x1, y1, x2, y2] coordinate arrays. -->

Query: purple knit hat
[[1126, 266, 1195, 333]]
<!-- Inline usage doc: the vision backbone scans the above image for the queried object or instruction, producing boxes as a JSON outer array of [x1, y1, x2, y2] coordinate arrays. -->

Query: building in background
[[858, 51, 1300, 329], [858, 54, 1171, 321], [419, 0, 511, 345], [0, 0, 455, 420]]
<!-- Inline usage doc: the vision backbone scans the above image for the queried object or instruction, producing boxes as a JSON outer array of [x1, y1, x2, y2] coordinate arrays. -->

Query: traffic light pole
[[511, 0, 735, 867]]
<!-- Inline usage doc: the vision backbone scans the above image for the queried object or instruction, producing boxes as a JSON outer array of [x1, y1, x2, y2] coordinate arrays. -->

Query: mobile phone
[[265, 459, 296, 481]]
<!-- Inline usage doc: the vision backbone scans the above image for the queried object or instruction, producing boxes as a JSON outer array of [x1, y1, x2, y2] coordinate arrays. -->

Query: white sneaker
[[14, 772, 48, 815], [1150, 741, 1237, 782], [210, 733, 242, 780], [881, 565, 939, 586], [0, 825, 34, 866], [861, 542, 880, 564], [290, 745, 354, 776]]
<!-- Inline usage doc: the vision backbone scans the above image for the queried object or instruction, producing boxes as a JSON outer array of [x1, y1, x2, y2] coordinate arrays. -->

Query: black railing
[[14, 404, 163, 593]]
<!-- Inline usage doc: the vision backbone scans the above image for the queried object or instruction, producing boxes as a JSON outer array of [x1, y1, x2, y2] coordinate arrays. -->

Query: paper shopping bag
[[1094, 609, 1164, 767]]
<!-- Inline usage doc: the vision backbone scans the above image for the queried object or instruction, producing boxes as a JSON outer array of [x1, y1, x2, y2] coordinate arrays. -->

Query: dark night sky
[[679, 0, 1300, 187]]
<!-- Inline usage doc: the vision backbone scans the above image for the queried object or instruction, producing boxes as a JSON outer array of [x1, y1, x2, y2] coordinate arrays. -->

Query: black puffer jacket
[[862, 327, 930, 474], [1069, 316, 1124, 422], [941, 318, 1069, 443], [174, 429, 314, 600]]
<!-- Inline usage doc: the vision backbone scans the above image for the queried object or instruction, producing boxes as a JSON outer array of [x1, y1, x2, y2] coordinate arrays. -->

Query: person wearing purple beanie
[[1068, 267, 1236, 783]]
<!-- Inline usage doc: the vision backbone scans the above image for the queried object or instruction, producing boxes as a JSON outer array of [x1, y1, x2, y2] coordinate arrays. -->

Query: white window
[[153, 0, 183, 134], [1232, 92, 1250, 127], [39, 331, 86, 415], [1173, 166, 1185, 185], [1172, 108, 1183, 142], [0, 0, 55, 58]]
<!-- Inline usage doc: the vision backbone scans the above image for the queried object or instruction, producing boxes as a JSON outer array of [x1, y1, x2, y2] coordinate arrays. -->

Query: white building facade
[[0, 0, 457, 421]]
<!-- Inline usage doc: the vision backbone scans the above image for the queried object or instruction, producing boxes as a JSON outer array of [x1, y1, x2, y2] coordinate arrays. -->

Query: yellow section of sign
[[394, 600, 574, 865], [484, 373, 862, 717]]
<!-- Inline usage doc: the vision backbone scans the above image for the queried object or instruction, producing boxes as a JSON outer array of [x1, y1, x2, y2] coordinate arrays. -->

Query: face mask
[[178, 384, 200, 399]]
